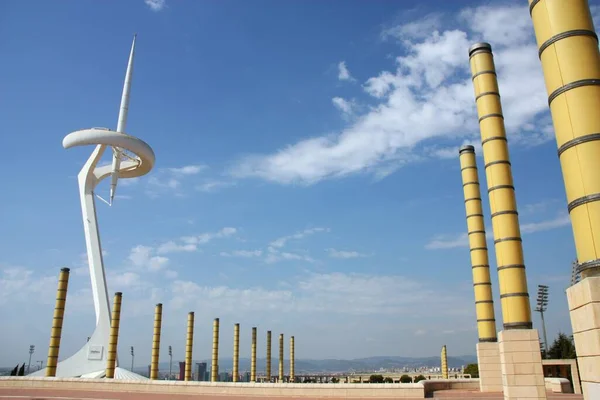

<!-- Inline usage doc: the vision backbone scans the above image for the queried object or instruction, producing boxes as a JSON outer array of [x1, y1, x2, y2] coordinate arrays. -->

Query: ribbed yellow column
[[251, 327, 257, 382], [459, 145, 498, 342], [233, 323, 239, 383], [105, 292, 123, 379], [45, 268, 70, 377], [150, 303, 162, 380], [528, 0, 600, 278], [289, 336, 295, 383], [278, 333, 284, 383], [185, 311, 194, 381], [211, 318, 219, 382], [529, 2, 600, 398], [441, 345, 448, 379], [266, 330, 272, 381], [469, 42, 533, 330]]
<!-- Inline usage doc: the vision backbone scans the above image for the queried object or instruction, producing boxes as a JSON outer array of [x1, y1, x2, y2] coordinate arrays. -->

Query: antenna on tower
[[109, 34, 137, 205]]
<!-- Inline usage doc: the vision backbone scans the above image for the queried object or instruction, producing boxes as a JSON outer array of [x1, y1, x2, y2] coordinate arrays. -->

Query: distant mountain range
[[154, 355, 477, 373]]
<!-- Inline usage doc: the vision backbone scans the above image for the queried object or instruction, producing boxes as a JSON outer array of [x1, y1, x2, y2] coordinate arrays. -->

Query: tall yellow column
[[289, 336, 295, 383], [529, 1, 600, 397], [211, 317, 219, 382], [45, 268, 70, 377], [105, 292, 122, 379], [233, 323, 239, 383], [150, 303, 162, 380], [251, 327, 257, 382], [266, 330, 272, 381], [441, 345, 448, 379], [278, 333, 284, 383], [469, 42, 532, 329], [470, 42, 546, 400], [185, 311, 194, 381], [459, 145, 498, 341], [459, 146, 502, 392]]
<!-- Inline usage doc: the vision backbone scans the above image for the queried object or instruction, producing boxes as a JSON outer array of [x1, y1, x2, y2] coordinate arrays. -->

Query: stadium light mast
[[130, 346, 135, 371], [168, 345, 172, 380], [535, 285, 549, 355], [27, 345, 35, 374]]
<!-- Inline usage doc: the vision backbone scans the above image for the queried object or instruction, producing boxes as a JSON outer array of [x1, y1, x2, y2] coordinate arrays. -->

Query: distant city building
[[178, 362, 185, 381], [195, 362, 207, 381]]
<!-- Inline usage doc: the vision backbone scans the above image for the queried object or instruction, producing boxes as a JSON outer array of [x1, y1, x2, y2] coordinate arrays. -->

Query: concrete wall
[[0, 377, 426, 398]]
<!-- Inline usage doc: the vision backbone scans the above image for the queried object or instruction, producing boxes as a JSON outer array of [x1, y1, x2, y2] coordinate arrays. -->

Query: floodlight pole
[[535, 285, 549, 355]]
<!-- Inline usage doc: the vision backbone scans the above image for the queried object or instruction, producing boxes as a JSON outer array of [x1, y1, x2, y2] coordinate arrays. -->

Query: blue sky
[[1, 0, 598, 368]]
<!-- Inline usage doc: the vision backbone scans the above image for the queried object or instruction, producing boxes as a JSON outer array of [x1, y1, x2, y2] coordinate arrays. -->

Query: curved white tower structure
[[31, 35, 155, 378]]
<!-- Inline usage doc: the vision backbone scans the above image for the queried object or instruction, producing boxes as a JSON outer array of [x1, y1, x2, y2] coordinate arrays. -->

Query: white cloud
[[128, 245, 169, 271], [229, 5, 552, 185], [269, 227, 329, 248], [381, 13, 443, 42], [182, 227, 237, 245], [332, 97, 355, 116], [220, 250, 263, 258], [265, 248, 315, 264], [0, 266, 56, 305], [168, 271, 468, 316], [326, 248, 367, 259], [521, 213, 570, 234], [156, 241, 197, 255], [337, 61, 354, 81], [196, 181, 236, 193], [425, 213, 571, 250], [168, 165, 206, 175], [144, 0, 166, 12]]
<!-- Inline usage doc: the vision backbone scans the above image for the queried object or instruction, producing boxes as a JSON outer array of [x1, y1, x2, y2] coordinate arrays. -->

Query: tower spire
[[116, 34, 136, 133]]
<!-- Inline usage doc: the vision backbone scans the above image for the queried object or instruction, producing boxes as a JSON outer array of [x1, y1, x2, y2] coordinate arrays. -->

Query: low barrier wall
[[421, 378, 480, 395], [0, 377, 426, 398], [544, 377, 573, 394]]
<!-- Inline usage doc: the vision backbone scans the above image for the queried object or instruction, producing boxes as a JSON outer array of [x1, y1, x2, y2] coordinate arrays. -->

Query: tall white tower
[[32, 35, 155, 378]]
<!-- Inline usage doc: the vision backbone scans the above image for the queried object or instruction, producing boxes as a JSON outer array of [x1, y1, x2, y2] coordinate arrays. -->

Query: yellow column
[[459, 145, 498, 341], [529, 1, 600, 398], [278, 333, 284, 383], [185, 311, 194, 381], [251, 327, 257, 382], [150, 303, 162, 380], [266, 330, 272, 381], [105, 292, 122, 379], [469, 42, 532, 330], [211, 317, 219, 382], [233, 323, 240, 383], [441, 345, 448, 379], [529, 0, 600, 280], [289, 336, 295, 383], [45, 268, 70, 377]]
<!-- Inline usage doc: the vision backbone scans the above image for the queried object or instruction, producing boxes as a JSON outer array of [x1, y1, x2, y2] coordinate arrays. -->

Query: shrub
[[400, 374, 412, 383], [413, 375, 426, 383]]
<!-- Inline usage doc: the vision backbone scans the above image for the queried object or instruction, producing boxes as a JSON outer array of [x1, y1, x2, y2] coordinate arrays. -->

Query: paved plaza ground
[[0, 387, 585, 400]]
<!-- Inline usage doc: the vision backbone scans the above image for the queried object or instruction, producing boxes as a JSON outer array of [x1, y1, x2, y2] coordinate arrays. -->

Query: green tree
[[383, 377, 393, 383], [330, 377, 339, 383], [547, 332, 576, 359], [464, 363, 479, 378], [400, 374, 412, 383], [369, 374, 384, 383], [413, 375, 426, 383]]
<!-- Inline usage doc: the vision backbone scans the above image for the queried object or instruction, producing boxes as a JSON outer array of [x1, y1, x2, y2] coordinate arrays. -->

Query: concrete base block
[[499, 329, 547, 400], [476, 342, 503, 392], [567, 276, 600, 400]]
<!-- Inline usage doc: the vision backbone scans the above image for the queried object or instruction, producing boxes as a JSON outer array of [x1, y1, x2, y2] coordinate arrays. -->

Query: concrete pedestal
[[498, 329, 547, 399], [567, 276, 600, 400], [476, 342, 503, 392]]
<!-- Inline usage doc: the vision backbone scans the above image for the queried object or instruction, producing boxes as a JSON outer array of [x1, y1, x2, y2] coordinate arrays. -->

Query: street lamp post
[[130, 346, 135, 371], [27, 345, 35, 374], [168, 345, 172, 380], [535, 285, 549, 356]]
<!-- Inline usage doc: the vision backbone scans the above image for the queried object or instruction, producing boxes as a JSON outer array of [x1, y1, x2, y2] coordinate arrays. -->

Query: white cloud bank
[[229, 4, 553, 185]]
